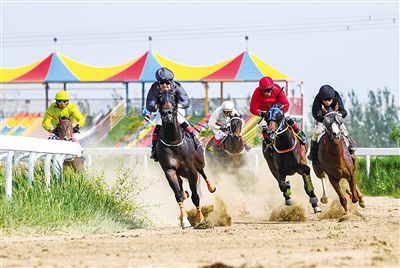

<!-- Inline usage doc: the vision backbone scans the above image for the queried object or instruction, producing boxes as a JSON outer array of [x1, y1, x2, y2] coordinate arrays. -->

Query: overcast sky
[[1, 1, 399, 115]]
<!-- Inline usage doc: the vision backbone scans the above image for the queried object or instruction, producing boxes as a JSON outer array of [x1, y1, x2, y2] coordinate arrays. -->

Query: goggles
[[56, 100, 69, 104], [262, 87, 273, 93], [158, 80, 171, 85]]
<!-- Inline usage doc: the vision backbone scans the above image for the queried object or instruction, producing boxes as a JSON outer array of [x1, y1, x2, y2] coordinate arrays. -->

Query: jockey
[[308, 84, 356, 161], [42, 90, 85, 142], [143, 67, 201, 162], [208, 100, 244, 151], [250, 76, 307, 156]]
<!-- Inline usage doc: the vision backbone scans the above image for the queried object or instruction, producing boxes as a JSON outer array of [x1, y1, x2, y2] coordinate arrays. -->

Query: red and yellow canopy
[[0, 50, 291, 83]]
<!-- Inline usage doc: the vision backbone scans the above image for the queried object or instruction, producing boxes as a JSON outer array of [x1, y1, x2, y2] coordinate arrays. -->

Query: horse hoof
[[313, 207, 322, 214], [320, 196, 328, 204], [181, 217, 192, 229], [285, 199, 293, 206], [182, 190, 190, 200], [208, 184, 216, 193], [359, 201, 365, 208]]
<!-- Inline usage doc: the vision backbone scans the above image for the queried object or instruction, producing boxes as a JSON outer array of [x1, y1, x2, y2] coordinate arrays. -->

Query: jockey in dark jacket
[[308, 85, 356, 161], [143, 67, 201, 162]]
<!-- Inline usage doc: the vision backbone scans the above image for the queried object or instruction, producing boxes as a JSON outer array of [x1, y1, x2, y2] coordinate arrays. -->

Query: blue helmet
[[155, 67, 174, 81], [319, 85, 335, 100]]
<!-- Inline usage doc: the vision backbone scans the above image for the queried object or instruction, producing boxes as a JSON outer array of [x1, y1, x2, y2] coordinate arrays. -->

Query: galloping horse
[[206, 115, 247, 167], [312, 109, 365, 213], [56, 117, 84, 172], [156, 89, 216, 228], [262, 104, 321, 213]]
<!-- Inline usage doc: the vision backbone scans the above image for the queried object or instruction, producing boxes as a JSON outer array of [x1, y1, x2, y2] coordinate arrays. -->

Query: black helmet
[[155, 67, 174, 81], [319, 85, 335, 100]]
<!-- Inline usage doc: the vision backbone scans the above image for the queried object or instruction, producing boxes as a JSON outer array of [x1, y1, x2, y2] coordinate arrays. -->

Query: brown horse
[[312, 109, 365, 213], [56, 117, 84, 172], [263, 104, 321, 213], [156, 89, 216, 228]]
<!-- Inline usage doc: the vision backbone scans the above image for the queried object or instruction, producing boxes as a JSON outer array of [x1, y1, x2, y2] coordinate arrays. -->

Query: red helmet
[[259, 77, 274, 88]]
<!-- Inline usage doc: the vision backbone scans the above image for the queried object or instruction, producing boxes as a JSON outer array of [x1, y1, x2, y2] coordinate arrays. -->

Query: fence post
[[6, 152, 14, 200], [45, 154, 53, 189], [366, 155, 371, 177]]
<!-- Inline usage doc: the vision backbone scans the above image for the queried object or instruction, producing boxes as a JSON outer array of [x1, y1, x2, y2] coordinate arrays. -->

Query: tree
[[390, 125, 400, 147], [345, 89, 369, 147]]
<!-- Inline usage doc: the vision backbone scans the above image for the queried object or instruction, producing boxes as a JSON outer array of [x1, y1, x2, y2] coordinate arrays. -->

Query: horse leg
[[277, 177, 292, 206], [188, 169, 204, 224], [320, 176, 329, 204], [178, 175, 189, 201], [328, 176, 349, 213], [349, 173, 365, 208], [165, 169, 191, 228], [198, 168, 216, 193], [299, 165, 321, 213]]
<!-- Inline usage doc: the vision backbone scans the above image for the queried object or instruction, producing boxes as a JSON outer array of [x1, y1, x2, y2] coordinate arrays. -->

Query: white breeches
[[212, 129, 227, 141]]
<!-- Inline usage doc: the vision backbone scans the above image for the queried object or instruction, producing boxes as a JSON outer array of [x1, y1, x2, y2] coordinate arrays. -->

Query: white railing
[[0, 135, 82, 199], [84, 147, 400, 176]]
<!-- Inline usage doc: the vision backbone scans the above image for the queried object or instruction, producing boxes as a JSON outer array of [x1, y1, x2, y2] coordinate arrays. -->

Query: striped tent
[[0, 50, 291, 83]]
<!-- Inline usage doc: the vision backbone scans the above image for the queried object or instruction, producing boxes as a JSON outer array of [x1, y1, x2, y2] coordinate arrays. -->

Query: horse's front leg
[[165, 169, 191, 228], [277, 176, 292, 206], [198, 168, 216, 193], [349, 173, 365, 208], [328, 176, 349, 213], [298, 165, 321, 213], [188, 168, 204, 224]]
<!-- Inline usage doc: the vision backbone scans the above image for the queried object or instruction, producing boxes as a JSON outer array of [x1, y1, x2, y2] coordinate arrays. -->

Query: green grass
[[100, 111, 143, 146], [0, 165, 148, 235], [356, 156, 400, 197]]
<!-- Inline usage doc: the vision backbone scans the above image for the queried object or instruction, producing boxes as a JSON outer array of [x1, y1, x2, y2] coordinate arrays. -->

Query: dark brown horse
[[206, 115, 247, 167], [312, 109, 365, 213], [56, 117, 84, 172], [156, 89, 216, 228], [263, 104, 321, 213]]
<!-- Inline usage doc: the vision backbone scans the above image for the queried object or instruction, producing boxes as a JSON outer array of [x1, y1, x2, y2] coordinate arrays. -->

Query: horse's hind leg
[[198, 168, 216, 193], [165, 169, 191, 228], [188, 169, 204, 224], [329, 176, 349, 213]]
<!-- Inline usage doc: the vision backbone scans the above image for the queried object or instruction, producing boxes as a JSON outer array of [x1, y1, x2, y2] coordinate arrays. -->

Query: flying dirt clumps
[[318, 200, 365, 221], [269, 203, 307, 222], [187, 196, 232, 227]]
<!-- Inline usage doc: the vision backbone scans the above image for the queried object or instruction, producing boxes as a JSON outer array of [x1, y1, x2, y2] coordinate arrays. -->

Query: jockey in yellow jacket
[[42, 90, 85, 141]]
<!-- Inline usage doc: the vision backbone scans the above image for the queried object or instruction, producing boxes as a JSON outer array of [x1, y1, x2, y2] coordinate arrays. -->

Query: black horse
[[262, 104, 321, 213], [156, 89, 216, 228], [206, 115, 247, 167]]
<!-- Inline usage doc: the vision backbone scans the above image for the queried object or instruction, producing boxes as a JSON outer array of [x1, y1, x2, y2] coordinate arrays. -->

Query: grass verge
[[0, 165, 148, 235]]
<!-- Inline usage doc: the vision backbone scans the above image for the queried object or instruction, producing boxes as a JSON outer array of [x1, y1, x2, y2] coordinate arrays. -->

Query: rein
[[270, 122, 298, 154], [159, 137, 184, 147]]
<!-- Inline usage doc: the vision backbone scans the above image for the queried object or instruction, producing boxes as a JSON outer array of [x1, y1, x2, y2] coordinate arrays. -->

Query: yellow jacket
[[42, 102, 85, 132]]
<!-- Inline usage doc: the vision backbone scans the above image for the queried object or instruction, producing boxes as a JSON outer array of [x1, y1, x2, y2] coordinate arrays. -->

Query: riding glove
[[73, 124, 80, 133]]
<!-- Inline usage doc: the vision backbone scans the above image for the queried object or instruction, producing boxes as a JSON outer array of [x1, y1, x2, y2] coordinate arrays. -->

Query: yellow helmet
[[55, 90, 70, 100]]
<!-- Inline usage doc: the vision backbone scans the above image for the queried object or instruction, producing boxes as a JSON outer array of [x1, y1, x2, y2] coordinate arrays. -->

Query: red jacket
[[250, 84, 289, 116]]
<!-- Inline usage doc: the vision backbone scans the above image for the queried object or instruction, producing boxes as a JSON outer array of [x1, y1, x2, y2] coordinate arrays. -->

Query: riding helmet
[[319, 85, 335, 100], [155, 67, 174, 81], [222, 101, 235, 112], [55, 90, 70, 100], [259, 76, 274, 88]]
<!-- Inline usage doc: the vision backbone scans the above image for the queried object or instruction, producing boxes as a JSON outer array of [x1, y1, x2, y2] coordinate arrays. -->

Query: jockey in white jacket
[[208, 101, 242, 149]]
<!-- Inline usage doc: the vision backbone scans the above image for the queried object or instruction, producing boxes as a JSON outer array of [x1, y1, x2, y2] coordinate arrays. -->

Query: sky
[[1, 0, 399, 116]]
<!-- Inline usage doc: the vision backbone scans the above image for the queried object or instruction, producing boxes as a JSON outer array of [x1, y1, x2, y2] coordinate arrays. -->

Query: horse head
[[227, 115, 243, 138], [265, 104, 285, 140], [323, 108, 344, 141], [57, 116, 74, 141], [157, 89, 178, 124]]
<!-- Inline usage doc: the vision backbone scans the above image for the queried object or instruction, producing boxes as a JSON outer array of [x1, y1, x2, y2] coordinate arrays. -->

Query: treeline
[[308, 87, 399, 148]]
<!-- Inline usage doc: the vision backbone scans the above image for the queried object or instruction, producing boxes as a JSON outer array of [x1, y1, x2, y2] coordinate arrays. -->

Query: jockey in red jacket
[[250, 77, 307, 155]]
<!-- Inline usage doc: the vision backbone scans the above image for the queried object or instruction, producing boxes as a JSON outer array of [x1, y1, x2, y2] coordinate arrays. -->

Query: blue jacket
[[145, 81, 191, 112]]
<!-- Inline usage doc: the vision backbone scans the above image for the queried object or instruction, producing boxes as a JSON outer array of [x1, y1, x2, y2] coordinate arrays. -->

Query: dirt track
[[2, 157, 400, 267]]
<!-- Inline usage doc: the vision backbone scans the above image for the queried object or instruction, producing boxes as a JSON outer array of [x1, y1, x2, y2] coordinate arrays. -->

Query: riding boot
[[295, 129, 307, 145], [150, 139, 159, 162], [189, 132, 201, 149], [214, 142, 223, 157], [307, 140, 317, 161], [347, 136, 357, 154], [150, 125, 161, 162]]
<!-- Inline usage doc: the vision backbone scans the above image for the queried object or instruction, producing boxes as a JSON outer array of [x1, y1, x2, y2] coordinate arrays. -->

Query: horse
[[312, 109, 365, 213], [262, 104, 321, 213], [206, 115, 247, 167], [56, 116, 84, 172], [156, 89, 216, 228]]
